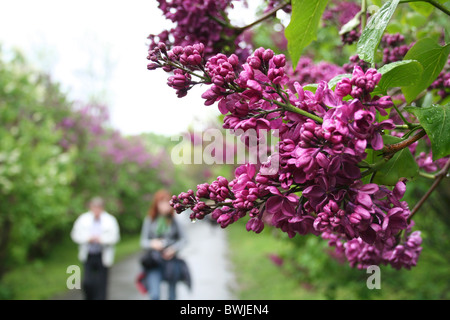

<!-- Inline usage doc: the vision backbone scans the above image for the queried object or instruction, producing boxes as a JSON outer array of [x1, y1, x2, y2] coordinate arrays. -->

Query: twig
[[382, 130, 426, 158], [419, 171, 437, 179], [361, 0, 368, 32], [236, 1, 290, 33], [409, 158, 450, 221], [399, 0, 450, 17], [392, 103, 414, 129], [270, 99, 324, 123]]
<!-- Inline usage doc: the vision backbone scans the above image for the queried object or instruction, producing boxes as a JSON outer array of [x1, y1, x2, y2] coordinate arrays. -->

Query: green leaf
[[402, 38, 450, 103], [372, 135, 419, 186], [285, 0, 329, 68], [386, 21, 403, 34], [357, 0, 400, 64], [339, 11, 362, 35], [405, 104, 450, 160], [409, 0, 450, 16], [377, 60, 423, 94], [371, 0, 382, 6], [303, 83, 318, 93], [328, 73, 352, 89], [408, 2, 434, 16], [404, 12, 428, 28]]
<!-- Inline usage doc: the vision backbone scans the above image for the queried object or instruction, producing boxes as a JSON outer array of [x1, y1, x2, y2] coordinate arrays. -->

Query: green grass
[[0, 234, 141, 300], [228, 219, 450, 300], [227, 223, 325, 300]]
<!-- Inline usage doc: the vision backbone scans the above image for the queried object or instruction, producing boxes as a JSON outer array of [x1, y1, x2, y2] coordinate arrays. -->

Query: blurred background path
[[56, 216, 235, 300]]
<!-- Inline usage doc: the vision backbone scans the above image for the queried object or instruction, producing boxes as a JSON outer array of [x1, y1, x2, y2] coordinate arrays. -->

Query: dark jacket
[[140, 216, 191, 289]]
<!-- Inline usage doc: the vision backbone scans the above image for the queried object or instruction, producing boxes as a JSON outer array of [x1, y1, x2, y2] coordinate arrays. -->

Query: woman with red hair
[[140, 189, 186, 300]]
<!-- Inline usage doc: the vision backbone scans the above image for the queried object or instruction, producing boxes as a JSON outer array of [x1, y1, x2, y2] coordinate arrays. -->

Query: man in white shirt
[[71, 197, 120, 300]]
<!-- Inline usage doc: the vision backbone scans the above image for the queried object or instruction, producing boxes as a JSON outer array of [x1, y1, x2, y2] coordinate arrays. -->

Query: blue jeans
[[146, 265, 177, 300]]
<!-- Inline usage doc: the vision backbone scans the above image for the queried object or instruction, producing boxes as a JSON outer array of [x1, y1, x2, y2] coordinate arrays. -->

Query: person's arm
[[167, 220, 187, 253], [140, 217, 155, 249], [70, 215, 90, 245], [100, 215, 120, 246]]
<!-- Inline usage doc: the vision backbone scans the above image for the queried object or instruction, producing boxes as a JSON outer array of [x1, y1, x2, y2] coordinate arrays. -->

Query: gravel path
[[55, 215, 236, 300]]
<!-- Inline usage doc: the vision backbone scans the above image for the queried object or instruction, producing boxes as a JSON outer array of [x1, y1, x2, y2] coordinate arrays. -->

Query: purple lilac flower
[[157, 44, 423, 270], [148, 0, 251, 61]]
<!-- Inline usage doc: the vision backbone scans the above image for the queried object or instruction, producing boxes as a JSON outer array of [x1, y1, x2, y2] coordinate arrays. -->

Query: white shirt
[[88, 218, 103, 253], [71, 211, 120, 267]]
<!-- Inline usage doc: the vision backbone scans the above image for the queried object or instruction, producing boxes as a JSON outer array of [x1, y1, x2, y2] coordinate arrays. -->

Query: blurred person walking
[[140, 190, 187, 300], [71, 197, 120, 300]]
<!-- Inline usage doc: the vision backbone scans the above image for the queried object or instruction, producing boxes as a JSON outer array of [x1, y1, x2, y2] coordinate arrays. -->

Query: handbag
[[140, 250, 164, 270]]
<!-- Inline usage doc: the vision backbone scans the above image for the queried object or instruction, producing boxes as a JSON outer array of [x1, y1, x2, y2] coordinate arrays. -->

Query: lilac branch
[[409, 158, 450, 221], [236, 1, 290, 33], [382, 130, 426, 158], [400, 0, 450, 17], [270, 99, 324, 123]]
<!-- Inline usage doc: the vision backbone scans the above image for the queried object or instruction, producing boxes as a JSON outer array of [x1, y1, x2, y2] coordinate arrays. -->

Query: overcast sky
[[0, 0, 260, 136]]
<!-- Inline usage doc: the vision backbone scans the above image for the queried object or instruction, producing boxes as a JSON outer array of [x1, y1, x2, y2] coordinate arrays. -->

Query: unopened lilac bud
[[301, 130, 315, 142], [196, 183, 210, 198], [253, 47, 265, 59], [183, 46, 193, 56], [193, 43, 204, 54], [188, 54, 203, 65], [179, 192, 188, 199], [272, 54, 286, 68], [217, 213, 232, 226], [172, 46, 183, 55], [335, 78, 352, 97], [147, 63, 159, 70], [377, 96, 394, 109], [247, 80, 262, 92], [158, 42, 167, 54], [255, 174, 269, 184], [303, 120, 317, 132], [217, 176, 228, 187], [262, 49, 274, 62], [167, 51, 176, 60], [228, 54, 239, 66], [246, 217, 264, 233], [247, 56, 261, 69], [213, 75, 225, 86]]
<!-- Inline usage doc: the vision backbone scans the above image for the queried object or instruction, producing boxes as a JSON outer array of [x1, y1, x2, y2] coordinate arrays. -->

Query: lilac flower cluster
[[148, 43, 207, 98], [58, 104, 109, 149], [322, 182, 422, 270], [429, 57, 450, 99], [390, 111, 449, 174], [341, 30, 361, 46], [323, 0, 361, 28], [264, 0, 292, 13], [323, 0, 362, 45], [58, 104, 163, 169], [148, 0, 250, 61], [408, 136, 450, 173], [153, 44, 423, 269], [324, 222, 422, 270], [343, 55, 371, 74], [380, 33, 412, 64], [285, 57, 344, 89]]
